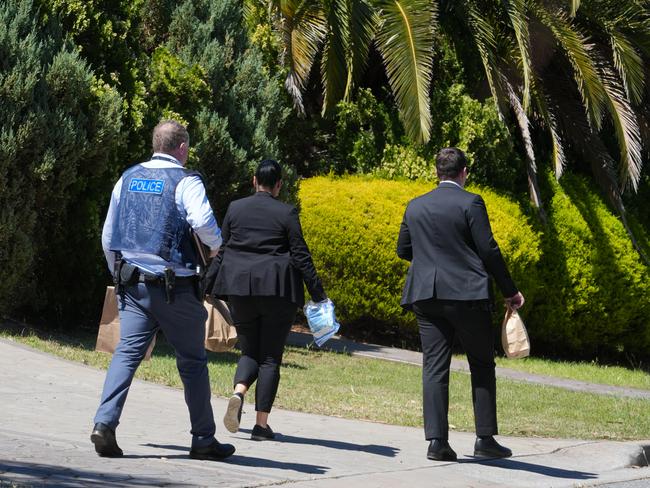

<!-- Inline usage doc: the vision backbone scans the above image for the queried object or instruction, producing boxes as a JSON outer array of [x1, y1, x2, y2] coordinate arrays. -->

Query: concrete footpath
[[1, 338, 649, 488]]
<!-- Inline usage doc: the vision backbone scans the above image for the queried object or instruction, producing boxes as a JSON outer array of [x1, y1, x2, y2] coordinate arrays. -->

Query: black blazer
[[208, 191, 326, 307], [397, 182, 517, 308]]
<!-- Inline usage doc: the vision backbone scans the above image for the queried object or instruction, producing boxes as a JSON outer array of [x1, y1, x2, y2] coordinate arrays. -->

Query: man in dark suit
[[397, 147, 524, 461]]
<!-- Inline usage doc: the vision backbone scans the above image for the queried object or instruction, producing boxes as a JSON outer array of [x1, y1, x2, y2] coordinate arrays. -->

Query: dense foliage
[[160, 0, 291, 214], [300, 176, 650, 360], [250, 0, 650, 220], [1, 0, 648, 363], [0, 0, 122, 319], [428, 83, 524, 192], [0, 0, 291, 324]]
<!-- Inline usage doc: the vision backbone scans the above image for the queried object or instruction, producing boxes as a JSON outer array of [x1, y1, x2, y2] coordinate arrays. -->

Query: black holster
[[113, 257, 139, 299], [163, 267, 176, 304], [112, 257, 125, 296]]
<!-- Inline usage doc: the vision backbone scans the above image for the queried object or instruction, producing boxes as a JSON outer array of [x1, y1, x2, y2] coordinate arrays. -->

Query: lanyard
[[150, 154, 181, 165]]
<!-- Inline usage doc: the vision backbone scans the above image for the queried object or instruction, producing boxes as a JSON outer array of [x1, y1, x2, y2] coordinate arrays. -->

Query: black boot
[[474, 436, 512, 458], [427, 439, 457, 461], [190, 440, 236, 461], [90, 423, 123, 457]]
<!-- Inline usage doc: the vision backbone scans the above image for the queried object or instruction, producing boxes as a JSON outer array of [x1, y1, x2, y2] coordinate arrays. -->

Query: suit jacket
[[397, 182, 517, 308], [208, 191, 326, 307]]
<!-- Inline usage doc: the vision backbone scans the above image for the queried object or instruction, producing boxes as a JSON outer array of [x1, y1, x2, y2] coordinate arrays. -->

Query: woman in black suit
[[209, 159, 327, 441]]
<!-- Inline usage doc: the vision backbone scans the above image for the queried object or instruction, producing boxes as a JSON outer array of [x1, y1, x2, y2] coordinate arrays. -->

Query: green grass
[[2, 328, 649, 441], [491, 356, 650, 391]]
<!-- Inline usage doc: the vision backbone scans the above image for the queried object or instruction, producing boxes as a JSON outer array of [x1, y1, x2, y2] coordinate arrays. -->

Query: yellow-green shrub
[[299, 175, 650, 359]]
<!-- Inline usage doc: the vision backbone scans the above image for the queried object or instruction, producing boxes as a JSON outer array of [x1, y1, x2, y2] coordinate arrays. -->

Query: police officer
[[91, 120, 235, 461]]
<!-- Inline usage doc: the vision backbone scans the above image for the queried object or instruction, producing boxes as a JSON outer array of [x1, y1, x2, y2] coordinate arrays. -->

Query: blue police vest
[[109, 162, 201, 268]]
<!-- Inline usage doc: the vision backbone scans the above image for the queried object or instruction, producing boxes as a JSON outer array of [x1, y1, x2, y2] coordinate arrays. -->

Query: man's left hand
[[505, 292, 525, 311]]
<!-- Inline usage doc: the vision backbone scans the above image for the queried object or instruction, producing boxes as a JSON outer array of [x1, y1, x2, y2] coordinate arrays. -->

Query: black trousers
[[413, 298, 498, 440], [228, 295, 297, 413]]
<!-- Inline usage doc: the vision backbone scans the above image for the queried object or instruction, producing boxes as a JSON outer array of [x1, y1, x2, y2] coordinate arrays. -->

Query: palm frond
[[609, 29, 645, 105], [570, 0, 581, 17], [548, 111, 568, 178], [532, 51, 647, 261], [601, 66, 643, 190], [464, 2, 506, 118], [535, 88, 568, 178], [503, 76, 546, 217], [280, 0, 327, 113], [504, 78, 535, 172], [505, 0, 533, 110], [321, 0, 378, 115], [347, 0, 378, 92], [375, 0, 436, 143], [321, 0, 350, 116], [243, 1, 256, 24], [532, 3, 607, 129], [551, 83, 648, 261], [607, 1, 650, 58], [577, 2, 646, 104]]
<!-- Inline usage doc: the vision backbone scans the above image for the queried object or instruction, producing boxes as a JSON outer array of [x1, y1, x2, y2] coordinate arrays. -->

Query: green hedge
[[299, 175, 650, 359], [535, 174, 650, 358]]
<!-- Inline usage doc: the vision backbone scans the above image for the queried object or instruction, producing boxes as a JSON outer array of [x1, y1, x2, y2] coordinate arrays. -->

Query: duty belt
[[136, 270, 196, 285], [137, 267, 198, 304]]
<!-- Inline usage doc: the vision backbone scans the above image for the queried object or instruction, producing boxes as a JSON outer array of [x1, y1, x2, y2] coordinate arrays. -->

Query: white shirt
[[101, 153, 222, 276]]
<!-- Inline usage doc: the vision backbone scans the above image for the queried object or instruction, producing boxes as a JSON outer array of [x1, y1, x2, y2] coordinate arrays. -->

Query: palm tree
[[247, 0, 650, 233], [443, 0, 649, 252], [245, 0, 436, 143]]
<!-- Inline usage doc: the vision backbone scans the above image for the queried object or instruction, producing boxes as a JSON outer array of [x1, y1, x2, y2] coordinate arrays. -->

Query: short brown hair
[[435, 147, 467, 179], [152, 120, 189, 153]]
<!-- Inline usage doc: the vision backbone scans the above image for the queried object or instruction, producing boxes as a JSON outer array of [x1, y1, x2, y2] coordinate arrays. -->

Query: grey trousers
[[93, 281, 216, 448]]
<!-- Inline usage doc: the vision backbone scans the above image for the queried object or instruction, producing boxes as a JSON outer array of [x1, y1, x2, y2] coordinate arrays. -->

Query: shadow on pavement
[[142, 443, 187, 452], [0, 459, 188, 486], [236, 429, 400, 457], [226, 454, 328, 474], [465, 458, 598, 480], [141, 444, 329, 474]]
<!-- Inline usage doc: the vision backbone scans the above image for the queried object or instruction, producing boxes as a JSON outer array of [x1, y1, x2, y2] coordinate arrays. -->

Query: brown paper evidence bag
[[95, 287, 237, 359], [501, 308, 530, 359]]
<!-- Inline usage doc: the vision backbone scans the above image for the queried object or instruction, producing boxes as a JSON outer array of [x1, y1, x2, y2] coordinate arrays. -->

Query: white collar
[[439, 180, 464, 189]]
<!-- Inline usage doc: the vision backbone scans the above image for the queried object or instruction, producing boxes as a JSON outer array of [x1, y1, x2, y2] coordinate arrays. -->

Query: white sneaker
[[223, 393, 243, 433]]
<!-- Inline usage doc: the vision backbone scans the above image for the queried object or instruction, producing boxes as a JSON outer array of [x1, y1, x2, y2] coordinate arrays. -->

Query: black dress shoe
[[90, 423, 123, 457], [474, 436, 512, 458], [189, 440, 236, 461], [223, 393, 243, 433], [251, 424, 275, 441], [427, 439, 457, 461]]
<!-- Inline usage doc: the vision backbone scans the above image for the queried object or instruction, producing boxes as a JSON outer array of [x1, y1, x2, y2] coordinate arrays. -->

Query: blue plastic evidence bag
[[303, 298, 340, 347]]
